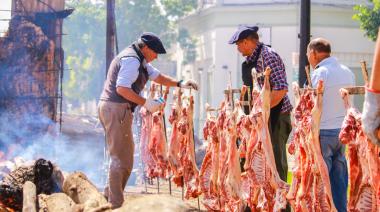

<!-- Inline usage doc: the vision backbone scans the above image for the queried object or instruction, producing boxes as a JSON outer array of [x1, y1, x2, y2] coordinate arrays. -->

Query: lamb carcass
[[178, 95, 201, 199], [339, 90, 380, 212], [199, 108, 220, 211], [148, 85, 170, 178], [140, 86, 157, 178], [243, 67, 289, 211], [167, 89, 184, 186], [287, 81, 336, 212]]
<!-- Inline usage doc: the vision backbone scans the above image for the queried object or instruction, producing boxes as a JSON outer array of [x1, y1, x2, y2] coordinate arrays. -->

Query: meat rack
[[341, 61, 368, 95]]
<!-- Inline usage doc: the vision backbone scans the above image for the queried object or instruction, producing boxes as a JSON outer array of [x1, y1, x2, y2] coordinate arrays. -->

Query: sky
[[0, 0, 11, 36]]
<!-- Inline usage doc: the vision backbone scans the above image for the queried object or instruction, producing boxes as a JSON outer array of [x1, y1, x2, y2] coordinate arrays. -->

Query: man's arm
[[271, 90, 287, 108], [153, 73, 178, 87], [116, 87, 146, 105]]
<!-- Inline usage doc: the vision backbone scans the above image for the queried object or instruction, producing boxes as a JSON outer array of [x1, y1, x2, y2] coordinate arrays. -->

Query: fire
[[0, 201, 15, 212]]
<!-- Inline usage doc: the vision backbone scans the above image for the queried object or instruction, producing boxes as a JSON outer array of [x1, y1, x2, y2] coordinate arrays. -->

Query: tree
[[353, 0, 380, 41], [62, 0, 197, 109], [63, 0, 106, 106]]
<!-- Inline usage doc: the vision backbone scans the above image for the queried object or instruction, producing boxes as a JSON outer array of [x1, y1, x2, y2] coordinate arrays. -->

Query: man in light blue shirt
[[307, 38, 354, 212]]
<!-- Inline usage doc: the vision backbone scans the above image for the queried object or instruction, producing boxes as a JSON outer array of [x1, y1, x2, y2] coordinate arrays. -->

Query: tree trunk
[[23, 181, 37, 212], [38, 193, 76, 212], [62, 172, 111, 211]]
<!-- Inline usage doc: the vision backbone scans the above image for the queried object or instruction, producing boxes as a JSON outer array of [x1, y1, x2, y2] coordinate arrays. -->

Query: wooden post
[[181, 177, 184, 200], [106, 0, 116, 75], [360, 61, 369, 86], [23, 181, 37, 212], [305, 65, 312, 88]]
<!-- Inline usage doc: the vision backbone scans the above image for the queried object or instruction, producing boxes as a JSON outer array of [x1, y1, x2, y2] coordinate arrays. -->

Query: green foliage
[[63, 0, 197, 107], [161, 0, 198, 20], [63, 0, 106, 104], [353, 0, 380, 41]]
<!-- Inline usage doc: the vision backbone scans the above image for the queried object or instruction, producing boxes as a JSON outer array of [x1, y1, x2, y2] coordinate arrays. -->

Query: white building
[[177, 0, 375, 136]]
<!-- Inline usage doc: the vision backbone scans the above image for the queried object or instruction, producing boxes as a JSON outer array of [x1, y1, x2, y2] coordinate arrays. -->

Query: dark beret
[[140, 32, 166, 54], [228, 25, 259, 44]]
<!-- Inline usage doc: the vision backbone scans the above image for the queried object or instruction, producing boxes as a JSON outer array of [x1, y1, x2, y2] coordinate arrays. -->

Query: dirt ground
[[120, 178, 206, 212]]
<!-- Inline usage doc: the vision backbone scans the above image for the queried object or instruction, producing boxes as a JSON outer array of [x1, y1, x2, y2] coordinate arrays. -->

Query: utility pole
[[106, 0, 116, 75], [298, 0, 310, 87]]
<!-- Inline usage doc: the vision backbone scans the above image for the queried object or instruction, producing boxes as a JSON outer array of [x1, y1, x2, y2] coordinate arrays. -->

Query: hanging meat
[[148, 85, 170, 178], [168, 89, 184, 186], [199, 105, 220, 211], [222, 100, 243, 211], [236, 86, 251, 161], [339, 90, 380, 212], [177, 95, 201, 199], [140, 86, 156, 179], [287, 81, 336, 212], [216, 101, 229, 210], [242, 67, 289, 211]]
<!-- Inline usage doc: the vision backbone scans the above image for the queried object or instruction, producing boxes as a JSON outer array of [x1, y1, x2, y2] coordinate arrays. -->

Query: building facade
[[178, 0, 375, 136]]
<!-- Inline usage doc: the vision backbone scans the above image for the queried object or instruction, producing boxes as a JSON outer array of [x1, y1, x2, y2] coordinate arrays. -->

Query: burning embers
[[0, 158, 61, 211]]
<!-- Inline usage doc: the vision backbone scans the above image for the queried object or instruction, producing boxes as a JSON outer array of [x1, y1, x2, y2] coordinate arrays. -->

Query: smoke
[[0, 112, 106, 188]]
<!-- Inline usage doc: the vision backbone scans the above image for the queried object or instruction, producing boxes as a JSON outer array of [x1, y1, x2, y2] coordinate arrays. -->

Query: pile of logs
[[0, 159, 111, 212]]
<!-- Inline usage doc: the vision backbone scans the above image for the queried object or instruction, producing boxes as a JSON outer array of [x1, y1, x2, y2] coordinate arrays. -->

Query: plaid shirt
[[247, 43, 293, 113]]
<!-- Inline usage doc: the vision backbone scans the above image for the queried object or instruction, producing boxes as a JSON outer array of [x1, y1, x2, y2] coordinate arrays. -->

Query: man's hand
[[362, 89, 380, 146], [179, 79, 198, 90], [143, 98, 164, 113]]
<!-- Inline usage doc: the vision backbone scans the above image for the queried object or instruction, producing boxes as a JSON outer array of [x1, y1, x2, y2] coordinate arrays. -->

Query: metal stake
[[144, 172, 147, 193], [181, 176, 184, 200], [169, 176, 172, 195], [197, 197, 201, 211], [160, 85, 172, 195], [157, 177, 160, 194], [192, 111, 201, 211]]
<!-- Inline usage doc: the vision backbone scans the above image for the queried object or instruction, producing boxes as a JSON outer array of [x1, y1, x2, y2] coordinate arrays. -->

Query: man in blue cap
[[229, 25, 292, 211], [98, 32, 198, 208]]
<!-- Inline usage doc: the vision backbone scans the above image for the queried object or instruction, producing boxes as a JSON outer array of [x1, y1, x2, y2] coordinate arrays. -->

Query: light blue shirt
[[116, 57, 160, 89], [311, 57, 355, 129]]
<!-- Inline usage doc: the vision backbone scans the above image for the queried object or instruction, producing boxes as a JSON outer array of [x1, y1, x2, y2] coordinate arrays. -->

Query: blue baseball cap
[[228, 25, 259, 44], [140, 32, 166, 54]]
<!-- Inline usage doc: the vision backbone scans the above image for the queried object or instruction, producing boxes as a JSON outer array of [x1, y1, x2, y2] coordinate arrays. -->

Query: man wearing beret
[[98, 32, 198, 208], [229, 25, 292, 210]]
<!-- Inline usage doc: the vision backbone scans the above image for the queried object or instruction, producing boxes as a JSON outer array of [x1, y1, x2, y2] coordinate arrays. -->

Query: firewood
[[22, 181, 37, 212], [38, 193, 76, 212], [62, 172, 111, 211]]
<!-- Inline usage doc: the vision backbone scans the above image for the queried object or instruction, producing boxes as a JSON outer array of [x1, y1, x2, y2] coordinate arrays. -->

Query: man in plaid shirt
[[229, 25, 293, 191]]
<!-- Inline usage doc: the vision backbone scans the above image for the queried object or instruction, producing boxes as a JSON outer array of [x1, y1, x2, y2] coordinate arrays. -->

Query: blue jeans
[[320, 129, 348, 212]]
